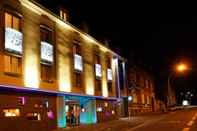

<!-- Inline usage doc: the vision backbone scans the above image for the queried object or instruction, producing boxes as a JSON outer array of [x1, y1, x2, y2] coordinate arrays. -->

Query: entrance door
[[65, 101, 80, 127]]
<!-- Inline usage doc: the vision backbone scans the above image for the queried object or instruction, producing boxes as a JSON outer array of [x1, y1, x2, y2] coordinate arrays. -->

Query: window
[[94, 54, 102, 91], [95, 79, 101, 91], [17, 96, 26, 105], [95, 54, 102, 78], [5, 12, 20, 30], [95, 54, 100, 64], [26, 113, 41, 121], [107, 57, 111, 69], [118, 60, 124, 90], [106, 57, 112, 92], [4, 55, 22, 74], [73, 44, 83, 71], [60, 9, 68, 22], [40, 27, 52, 43], [4, 12, 22, 74], [73, 72, 81, 88], [3, 109, 20, 117], [73, 43, 82, 88], [41, 64, 52, 82], [108, 82, 112, 92], [107, 58, 112, 81], [40, 26, 54, 82]]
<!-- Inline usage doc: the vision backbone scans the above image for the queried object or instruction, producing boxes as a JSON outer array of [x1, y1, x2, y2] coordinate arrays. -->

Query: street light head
[[176, 63, 188, 72], [128, 96, 133, 101]]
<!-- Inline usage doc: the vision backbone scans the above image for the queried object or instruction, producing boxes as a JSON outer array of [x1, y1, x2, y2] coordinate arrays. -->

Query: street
[[128, 108, 197, 131], [56, 107, 197, 131]]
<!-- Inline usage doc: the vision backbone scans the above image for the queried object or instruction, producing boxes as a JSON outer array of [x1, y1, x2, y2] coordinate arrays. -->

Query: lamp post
[[128, 96, 132, 119], [167, 63, 188, 109]]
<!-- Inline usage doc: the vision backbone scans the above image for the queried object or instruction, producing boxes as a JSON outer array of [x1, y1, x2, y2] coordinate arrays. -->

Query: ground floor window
[[65, 101, 80, 127]]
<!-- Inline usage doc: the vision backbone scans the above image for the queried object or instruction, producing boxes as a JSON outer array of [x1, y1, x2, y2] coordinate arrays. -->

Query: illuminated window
[[17, 96, 26, 105], [73, 43, 83, 88], [41, 64, 53, 82], [73, 43, 83, 71], [3, 109, 20, 117], [4, 12, 22, 74], [4, 54, 22, 74], [5, 12, 20, 31], [96, 107, 102, 112], [94, 55, 101, 78], [141, 93, 145, 104], [40, 26, 54, 82], [26, 113, 41, 121]]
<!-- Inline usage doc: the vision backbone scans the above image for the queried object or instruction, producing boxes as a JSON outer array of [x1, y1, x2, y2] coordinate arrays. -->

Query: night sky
[[37, 0, 197, 104]]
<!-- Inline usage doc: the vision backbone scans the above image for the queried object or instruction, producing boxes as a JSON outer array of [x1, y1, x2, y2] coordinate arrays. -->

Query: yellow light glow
[[19, 0, 71, 30], [85, 64, 94, 95], [112, 58, 118, 77], [102, 68, 108, 97], [176, 63, 188, 72], [86, 77, 94, 95], [24, 55, 39, 88], [104, 102, 108, 107], [58, 56, 71, 92], [83, 34, 95, 43], [102, 82, 108, 97], [19, 0, 125, 64], [99, 46, 108, 53], [3, 109, 20, 117]]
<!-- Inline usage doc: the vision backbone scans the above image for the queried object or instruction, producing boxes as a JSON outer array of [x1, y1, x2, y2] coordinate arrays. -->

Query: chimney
[[80, 21, 89, 34], [103, 38, 110, 47], [59, 6, 69, 22]]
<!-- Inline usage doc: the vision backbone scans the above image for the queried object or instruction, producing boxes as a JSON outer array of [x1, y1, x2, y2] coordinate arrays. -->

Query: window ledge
[[41, 79, 54, 83], [4, 72, 21, 77]]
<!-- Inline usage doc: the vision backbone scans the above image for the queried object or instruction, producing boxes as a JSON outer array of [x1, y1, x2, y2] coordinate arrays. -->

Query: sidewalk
[[53, 112, 167, 131]]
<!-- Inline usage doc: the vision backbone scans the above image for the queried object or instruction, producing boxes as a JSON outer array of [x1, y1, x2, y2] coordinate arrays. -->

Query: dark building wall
[[127, 67, 156, 115], [96, 99, 118, 123], [0, 89, 57, 131]]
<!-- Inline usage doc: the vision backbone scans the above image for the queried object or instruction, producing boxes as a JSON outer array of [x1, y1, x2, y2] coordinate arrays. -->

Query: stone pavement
[[53, 112, 167, 131]]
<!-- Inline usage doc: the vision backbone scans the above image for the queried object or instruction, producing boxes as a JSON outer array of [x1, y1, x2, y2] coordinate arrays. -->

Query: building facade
[[127, 66, 156, 116], [0, 0, 127, 131]]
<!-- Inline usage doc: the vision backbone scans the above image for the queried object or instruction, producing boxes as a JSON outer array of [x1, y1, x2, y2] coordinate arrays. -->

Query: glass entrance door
[[65, 101, 80, 127]]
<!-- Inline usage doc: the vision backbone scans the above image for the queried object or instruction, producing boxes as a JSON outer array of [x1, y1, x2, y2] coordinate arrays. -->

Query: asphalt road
[[127, 108, 197, 131], [55, 107, 197, 131]]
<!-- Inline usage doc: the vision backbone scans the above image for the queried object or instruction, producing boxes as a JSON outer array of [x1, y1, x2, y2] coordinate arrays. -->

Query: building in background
[[127, 66, 156, 115], [0, 0, 127, 130]]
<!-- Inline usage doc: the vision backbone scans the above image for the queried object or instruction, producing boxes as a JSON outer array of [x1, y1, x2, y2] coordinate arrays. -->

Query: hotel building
[[0, 0, 127, 130]]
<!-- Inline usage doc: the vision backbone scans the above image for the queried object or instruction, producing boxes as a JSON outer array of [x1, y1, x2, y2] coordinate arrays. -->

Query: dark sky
[[38, 0, 197, 103]]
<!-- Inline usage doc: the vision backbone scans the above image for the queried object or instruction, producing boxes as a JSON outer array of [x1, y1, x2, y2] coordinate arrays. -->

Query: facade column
[[56, 96, 66, 128], [101, 53, 108, 97]]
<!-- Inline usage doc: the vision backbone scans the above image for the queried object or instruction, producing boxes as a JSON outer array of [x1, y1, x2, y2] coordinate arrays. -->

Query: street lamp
[[176, 63, 188, 73], [128, 96, 133, 119], [128, 96, 133, 102], [167, 63, 189, 109]]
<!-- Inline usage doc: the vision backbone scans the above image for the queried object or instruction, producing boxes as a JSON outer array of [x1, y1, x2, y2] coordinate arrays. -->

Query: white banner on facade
[[95, 64, 102, 77], [41, 41, 53, 63], [74, 54, 83, 71], [5, 27, 23, 54], [107, 68, 112, 81]]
